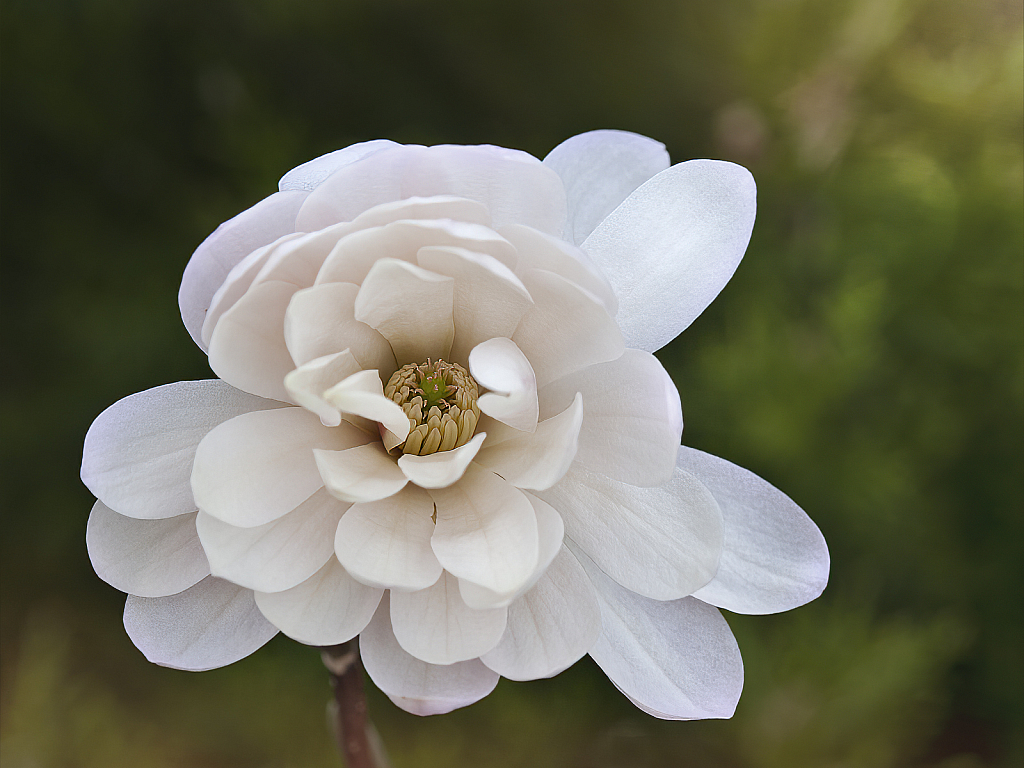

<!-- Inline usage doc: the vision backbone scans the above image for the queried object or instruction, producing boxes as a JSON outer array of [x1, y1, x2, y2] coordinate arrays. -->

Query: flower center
[[384, 360, 481, 455]]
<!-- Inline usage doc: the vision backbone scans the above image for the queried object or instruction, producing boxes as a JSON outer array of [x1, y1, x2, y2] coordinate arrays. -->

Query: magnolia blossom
[[81, 131, 829, 719]]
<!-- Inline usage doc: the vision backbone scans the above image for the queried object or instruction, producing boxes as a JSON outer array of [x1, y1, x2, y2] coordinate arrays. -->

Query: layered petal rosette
[[82, 131, 829, 718]]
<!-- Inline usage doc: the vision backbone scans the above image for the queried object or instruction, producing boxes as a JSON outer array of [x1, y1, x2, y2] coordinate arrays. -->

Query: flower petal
[[123, 576, 278, 671], [322, 369, 410, 443], [334, 485, 442, 591], [580, 551, 744, 720], [254, 557, 383, 645], [284, 282, 396, 371], [179, 190, 306, 351], [296, 143, 566, 235], [680, 448, 830, 615], [315, 442, 409, 503], [207, 280, 299, 402], [480, 545, 601, 681], [538, 349, 682, 486], [360, 593, 500, 716], [582, 159, 756, 352], [468, 337, 538, 432], [278, 140, 399, 192], [398, 432, 486, 489], [512, 269, 624, 387], [87, 502, 209, 598], [543, 130, 670, 246], [82, 380, 282, 520], [283, 350, 364, 427], [195, 488, 347, 593], [390, 571, 507, 665], [417, 246, 533, 363], [353, 259, 454, 365], [474, 393, 583, 491], [429, 465, 539, 597], [536, 464, 723, 600], [192, 407, 371, 528]]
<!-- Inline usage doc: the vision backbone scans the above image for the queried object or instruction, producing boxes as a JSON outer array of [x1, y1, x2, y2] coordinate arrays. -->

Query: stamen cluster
[[384, 360, 481, 455]]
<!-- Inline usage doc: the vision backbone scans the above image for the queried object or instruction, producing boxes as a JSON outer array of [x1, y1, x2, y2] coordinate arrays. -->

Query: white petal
[[315, 442, 409, 503], [82, 380, 282, 520], [179, 190, 306, 351], [196, 488, 347, 593], [582, 159, 756, 352], [499, 224, 618, 314], [123, 576, 278, 671], [192, 407, 371, 528], [538, 349, 682, 486], [278, 140, 400, 192], [317, 219, 517, 286], [207, 280, 299, 402], [296, 143, 566, 235], [580, 552, 744, 720], [429, 465, 538, 597], [360, 594, 500, 716], [458, 491, 563, 610], [536, 464, 723, 601], [322, 369, 410, 442], [353, 259, 454, 365], [284, 282, 396, 371], [543, 130, 670, 245], [254, 557, 383, 645], [398, 432, 486, 489], [474, 393, 583, 491], [468, 337, 538, 432], [283, 350, 364, 427], [512, 269, 624, 387], [87, 502, 209, 598], [417, 246, 533, 363], [481, 545, 601, 681], [680, 448, 830, 615], [390, 571, 507, 665], [334, 485, 442, 591]]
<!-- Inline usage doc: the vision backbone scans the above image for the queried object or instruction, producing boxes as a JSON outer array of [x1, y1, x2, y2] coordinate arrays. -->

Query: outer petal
[[538, 349, 682, 486], [123, 577, 278, 671], [398, 432, 486, 489], [254, 557, 383, 645], [543, 130, 670, 245], [179, 190, 307, 351], [296, 143, 566, 235], [480, 545, 601, 681], [192, 407, 371, 528], [315, 442, 409, 503], [582, 159, 756, 352], [580, 552, 744, 720], [353, 259, 454, 365], [680, 448, 830, 614], [512, 269, 624, 387], [82, 381, 282, 520], [429, 465, 539, 598], [468, 337, 539, 432], [536, 464, 723, 601], [334, 485, 442, 591], [278, 140, 399, 192], [195, 488, 347, 593], [390, 571, 507, 665], [360, 593, 500, 716], [86, 502, 209, 598], [474, 393, 583, 491]]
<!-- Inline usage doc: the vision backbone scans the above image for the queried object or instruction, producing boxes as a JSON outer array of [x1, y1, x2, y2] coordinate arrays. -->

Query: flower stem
[[322, 640, 383, 768]]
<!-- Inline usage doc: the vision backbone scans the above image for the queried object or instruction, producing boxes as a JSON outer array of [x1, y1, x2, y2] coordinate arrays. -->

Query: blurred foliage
[[1, 0, 1021, 766]]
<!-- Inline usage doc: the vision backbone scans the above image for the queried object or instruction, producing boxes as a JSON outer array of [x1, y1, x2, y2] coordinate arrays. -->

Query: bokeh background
[[1, 0, 1021, 766]]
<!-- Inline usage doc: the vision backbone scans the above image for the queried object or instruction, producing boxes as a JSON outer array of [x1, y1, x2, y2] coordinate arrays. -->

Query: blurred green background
[[1, 0, 1021, 766]]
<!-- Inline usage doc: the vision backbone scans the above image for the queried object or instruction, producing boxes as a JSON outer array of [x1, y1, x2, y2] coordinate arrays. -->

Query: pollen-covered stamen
[[385, 360, 481, 455]]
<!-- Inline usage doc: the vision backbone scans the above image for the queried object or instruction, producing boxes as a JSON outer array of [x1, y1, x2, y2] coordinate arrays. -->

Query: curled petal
[[254, 557, 383, 645], [468, 337, 538, 432], [398, 432, 486, 489], [322, 369, 410, 442], [315, 443, 409, 503], [87, 502, 209, 598], [360, 593, 500, 716], [123, 577, 278, 671], [283, 350, 364, 427]]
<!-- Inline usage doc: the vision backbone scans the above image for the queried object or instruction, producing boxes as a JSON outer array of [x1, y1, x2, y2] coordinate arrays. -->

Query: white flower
[[81, 131, 829, 719]]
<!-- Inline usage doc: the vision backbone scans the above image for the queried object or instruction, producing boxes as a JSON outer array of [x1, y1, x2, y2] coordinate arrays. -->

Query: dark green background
[[2, 0, 1021, 765]]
